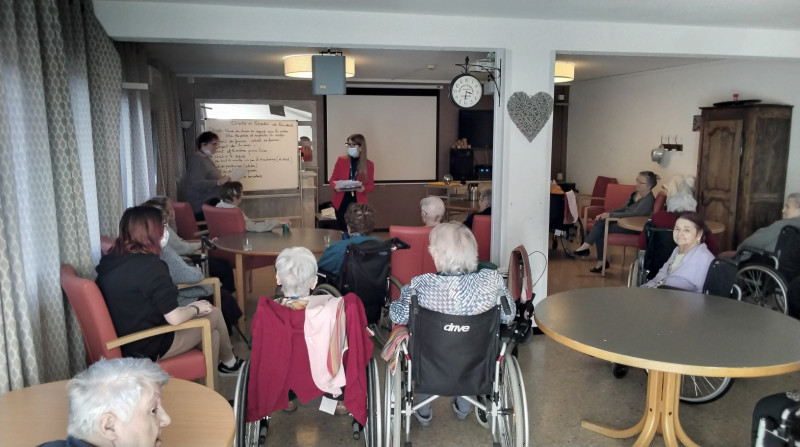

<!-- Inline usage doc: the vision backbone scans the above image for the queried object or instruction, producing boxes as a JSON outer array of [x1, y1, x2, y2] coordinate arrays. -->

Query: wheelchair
[[623, 223, 742, 404], [232, 294, 382, 447], [384, 291, 529, 447], [549, 191, 583, 257], [314, 238, 409, 347], [735, 226, 800, 315]]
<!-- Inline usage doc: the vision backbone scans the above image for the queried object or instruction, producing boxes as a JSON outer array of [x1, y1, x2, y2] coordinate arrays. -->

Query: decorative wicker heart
[[506, 91, 554, 142]]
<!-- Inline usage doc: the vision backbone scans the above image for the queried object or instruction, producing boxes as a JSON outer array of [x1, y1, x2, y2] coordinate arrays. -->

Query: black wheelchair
[[384, 291, 528, 447], [314, 238, 409, 347], [232, 295, 382, 447], [735, 226, 800, 315], [549, 191, 583, 257]]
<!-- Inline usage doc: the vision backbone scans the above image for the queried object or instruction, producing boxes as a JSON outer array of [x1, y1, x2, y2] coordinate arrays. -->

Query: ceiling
[[107, 0, 796, 83], [140, 42, 720, 84]]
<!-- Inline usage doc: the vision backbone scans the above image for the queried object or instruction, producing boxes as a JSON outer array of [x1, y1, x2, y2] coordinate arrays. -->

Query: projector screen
[[325, 92, 438, 183]]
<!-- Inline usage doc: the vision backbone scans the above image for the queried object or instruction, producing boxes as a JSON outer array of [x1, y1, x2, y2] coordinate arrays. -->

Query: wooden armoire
[[696, 104, 793, 251]]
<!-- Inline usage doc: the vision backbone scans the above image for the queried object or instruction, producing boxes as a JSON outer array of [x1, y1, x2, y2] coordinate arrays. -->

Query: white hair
[[788, 192, 800, 207], [428, 221, 478, 274], [479, 188, 492, 204], [275, 246, 318, 297], [420, 196, 445, 225], [666, 193, 697, 213], [67, 357, 169, 439]]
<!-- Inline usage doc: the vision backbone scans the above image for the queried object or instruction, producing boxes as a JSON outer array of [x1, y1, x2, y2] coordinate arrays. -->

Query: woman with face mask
[[185, 131, 231, 221], [95, 206, 243, 379], [328, 133, 375, 231]]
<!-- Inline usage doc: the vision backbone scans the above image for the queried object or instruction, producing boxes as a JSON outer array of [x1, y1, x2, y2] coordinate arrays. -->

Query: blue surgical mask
[[348, 147, 360, 158], [202, 149, 213, 157]]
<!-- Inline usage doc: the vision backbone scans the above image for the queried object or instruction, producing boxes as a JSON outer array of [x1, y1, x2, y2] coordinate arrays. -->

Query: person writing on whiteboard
[[185, 131, 230, 221], [329, 133, 375, 231], [216, 181, 290, 232]]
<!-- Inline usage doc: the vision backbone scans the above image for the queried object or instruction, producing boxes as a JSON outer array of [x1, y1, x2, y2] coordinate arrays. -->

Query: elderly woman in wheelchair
[[641, 212, 715, 293], [234, 246, 382, 446], [385, 222, 526, 446]]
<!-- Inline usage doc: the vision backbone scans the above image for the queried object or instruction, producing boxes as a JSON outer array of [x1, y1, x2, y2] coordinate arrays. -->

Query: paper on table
[[229, 167, 247, 182], [335, 180, 362, 190]]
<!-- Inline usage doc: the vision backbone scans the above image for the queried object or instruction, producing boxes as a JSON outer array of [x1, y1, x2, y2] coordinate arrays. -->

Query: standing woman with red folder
[[329, 133, 375, 231]]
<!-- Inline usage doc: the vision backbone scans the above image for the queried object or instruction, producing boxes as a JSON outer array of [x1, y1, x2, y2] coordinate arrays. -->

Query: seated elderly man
[[317, 203, 380, 276], [389, 222, 513, 427], [464, 188, 492, 229], [38, 357, 170, 447], [739, 192, 800, 253], [420, 196, 445, 226]]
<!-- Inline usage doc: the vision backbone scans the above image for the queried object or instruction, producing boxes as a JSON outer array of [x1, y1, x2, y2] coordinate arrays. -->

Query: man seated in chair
[[420, 196, 445, 227], [738, 192, 800, 254], [38, 358, 171, 447], [317, 203, 380, 277], [389, 222, 513, 426]]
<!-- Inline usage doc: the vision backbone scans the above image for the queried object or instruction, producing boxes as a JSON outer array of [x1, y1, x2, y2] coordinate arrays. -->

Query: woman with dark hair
[[317, 203, 380, 276], [185, 131, 230, 221], [328, 133, 375, 231], [95, 206, 243, 376], [641, 212, 715, 292], [574, 170, 658, 272]]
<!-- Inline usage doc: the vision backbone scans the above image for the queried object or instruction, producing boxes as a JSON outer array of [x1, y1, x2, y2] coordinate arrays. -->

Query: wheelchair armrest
[[500, 324, 514, 344]]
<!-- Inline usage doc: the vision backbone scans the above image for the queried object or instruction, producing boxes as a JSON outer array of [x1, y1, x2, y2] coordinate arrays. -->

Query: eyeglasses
[[345, 142, 360, 148]]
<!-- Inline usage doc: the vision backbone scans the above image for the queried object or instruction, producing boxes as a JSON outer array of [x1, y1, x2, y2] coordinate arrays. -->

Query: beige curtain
[[0, 0, 122, 391]]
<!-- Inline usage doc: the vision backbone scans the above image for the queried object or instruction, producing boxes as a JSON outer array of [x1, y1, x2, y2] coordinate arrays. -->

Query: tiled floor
[[216, 240, 798, 446]]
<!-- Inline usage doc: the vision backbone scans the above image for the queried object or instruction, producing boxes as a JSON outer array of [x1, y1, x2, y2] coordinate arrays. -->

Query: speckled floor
[[211, 243, 798, 447]]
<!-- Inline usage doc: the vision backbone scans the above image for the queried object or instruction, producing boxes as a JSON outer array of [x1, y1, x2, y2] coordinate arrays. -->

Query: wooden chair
[[601, 190, 666, 276], [201, 204, 275, 293], [472, 214, 491, 262], [60, 264, 215, 389], [173, 201, 206, 240], [388, 225, 436, 301]]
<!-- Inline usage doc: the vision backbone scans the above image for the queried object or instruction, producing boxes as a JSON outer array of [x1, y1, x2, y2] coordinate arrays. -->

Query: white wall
[[567, 59, 800, 195], [92, 0, 800, 300]]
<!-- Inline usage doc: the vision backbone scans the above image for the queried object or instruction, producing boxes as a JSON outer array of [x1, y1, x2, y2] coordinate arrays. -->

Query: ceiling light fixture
[[554, 61, 575, 83], [283, 53, 355, 78]]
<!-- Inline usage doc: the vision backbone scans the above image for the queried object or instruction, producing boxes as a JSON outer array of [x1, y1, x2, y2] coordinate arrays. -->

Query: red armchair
[[173, 201, 206, 240], [388, 225, 436, 301], [578, 176, 618, 220], [601, 190, 666, 276], [472, 214, 491, 262], [60, 264, 215, 389], [583, 183, 637, 234]]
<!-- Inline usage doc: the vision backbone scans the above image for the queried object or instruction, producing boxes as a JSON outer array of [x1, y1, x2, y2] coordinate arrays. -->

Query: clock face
[[449, 74, 482, 108]]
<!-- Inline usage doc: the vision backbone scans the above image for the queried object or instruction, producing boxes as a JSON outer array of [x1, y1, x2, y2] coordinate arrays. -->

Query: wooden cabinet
[[696, 104, 792, 251]]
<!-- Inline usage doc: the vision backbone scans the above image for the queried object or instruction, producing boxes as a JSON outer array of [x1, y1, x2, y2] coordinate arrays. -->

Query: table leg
[[235, 253, 246, 332], [582, 370, 699, 447]]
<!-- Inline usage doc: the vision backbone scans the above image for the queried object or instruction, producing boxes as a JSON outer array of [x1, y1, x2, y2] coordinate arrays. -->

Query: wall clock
[[449, 73, 482, 108]]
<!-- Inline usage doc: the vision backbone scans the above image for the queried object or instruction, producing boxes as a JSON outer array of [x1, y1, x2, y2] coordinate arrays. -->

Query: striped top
[[389, 269, 513, 325]]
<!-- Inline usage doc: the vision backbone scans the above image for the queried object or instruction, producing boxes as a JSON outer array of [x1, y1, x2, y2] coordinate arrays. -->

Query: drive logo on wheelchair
[[443, 323, 470, 332]]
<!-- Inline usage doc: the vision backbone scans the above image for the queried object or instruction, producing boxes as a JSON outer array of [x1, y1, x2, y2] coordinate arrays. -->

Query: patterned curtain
[[0, 0, 122, 391], [150, 64, 186, 200]]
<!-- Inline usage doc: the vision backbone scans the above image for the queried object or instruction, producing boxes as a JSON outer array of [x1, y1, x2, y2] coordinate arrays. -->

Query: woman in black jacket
[[95, 206, 242, 375]]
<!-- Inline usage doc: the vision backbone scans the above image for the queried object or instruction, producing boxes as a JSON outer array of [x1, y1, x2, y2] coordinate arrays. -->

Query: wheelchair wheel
[[496, 355, 526, 447], [364, 358, 382, 447], [312, 283, 342, 297], [737, 264, 788, 314], [384, 360, 405, 447], [233, 359, 268, 447], [680, 375, 733, 404], [371, 277, 402, 347]]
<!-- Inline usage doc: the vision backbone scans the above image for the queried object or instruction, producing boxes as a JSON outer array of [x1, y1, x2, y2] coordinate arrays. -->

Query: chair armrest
[[106, 318, 214, 389], [178, 277, 221, 308], [583, 205, 604, 222], [578, 194, 605, 211], [192, 229, 209, 238]]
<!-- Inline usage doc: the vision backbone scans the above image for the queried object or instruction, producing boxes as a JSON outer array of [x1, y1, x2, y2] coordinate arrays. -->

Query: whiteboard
[[204, 119, 299, 191], [325, 94, 438, 182]]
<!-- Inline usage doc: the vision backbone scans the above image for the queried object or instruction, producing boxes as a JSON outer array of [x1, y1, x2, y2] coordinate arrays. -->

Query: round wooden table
[[617, 216, 725, 234], [0, 378, 234, 446], [534, 287, 800, 447], [214, 228, 341, 326]]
